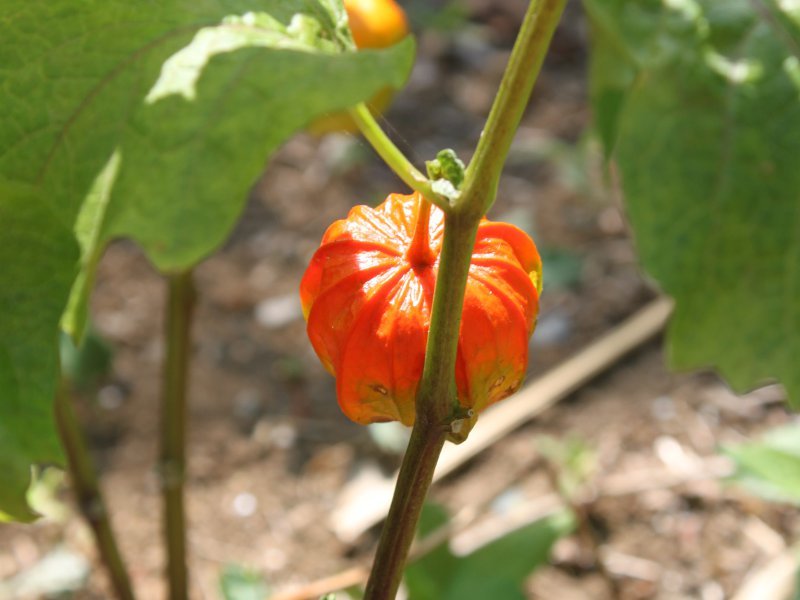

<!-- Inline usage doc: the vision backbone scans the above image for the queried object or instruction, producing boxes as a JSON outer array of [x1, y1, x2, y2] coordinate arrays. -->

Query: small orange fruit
[[345, 0, 409, 49], [308, 0, 409, 134]]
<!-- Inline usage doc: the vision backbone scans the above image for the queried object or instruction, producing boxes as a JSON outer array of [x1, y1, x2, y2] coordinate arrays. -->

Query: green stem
[[460, 0, 569, 217], [362, 1, 567, 598], [55, 387, 136, 600], [160, 270, 195, 600], [348, 104, 449, 211], [417, 214, 480, 427]]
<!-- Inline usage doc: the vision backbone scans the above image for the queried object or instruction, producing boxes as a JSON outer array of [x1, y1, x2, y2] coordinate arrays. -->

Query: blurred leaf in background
[[537, 435, 596, 500], [723, 422, 800, 505], [405, 503, 573, 600], [584, 0, 800, 406], [537, 248, 584, 291], [220, 564, 269, 600], [405, 0, 469, 32]]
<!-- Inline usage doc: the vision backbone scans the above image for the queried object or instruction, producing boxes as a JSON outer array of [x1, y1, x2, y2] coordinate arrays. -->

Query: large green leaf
[[1, 0, 413, 337], [0, 0, 414, 520], [1, 1, 284, 218], [0, 182, 78, 522], [105, 24, 414, 271], [585, 0, 800, 405]]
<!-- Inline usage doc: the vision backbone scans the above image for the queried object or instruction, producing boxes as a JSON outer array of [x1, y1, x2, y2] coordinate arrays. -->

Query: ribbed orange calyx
[[299, 192, 542, 428]]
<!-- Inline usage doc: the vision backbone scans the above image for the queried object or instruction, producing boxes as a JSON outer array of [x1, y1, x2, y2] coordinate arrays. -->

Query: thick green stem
[[160, 270, 195, 600], [55, 387, 136, 600], [461, 0, 569, 216], [361, 2, 567, 597], [417, 214, 480, 426], [348, 104, 449, 211]]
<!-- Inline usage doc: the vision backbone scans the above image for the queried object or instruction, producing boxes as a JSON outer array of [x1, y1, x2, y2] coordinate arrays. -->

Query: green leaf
[[3, 2, 262, 214], [0, 181, 79, 522], [60, 151, 121, 341], [105, 31, 414, 271], [794, 564, 800, 600], [426, 149, 465, 204], [427, 149, 466, 187], [406, 506, 572, 600], [448, 510, 573, 600], [2, 0, 413, 276], [584, 0, 800, 405], [536, 248, 583, 290], [537, 436, 596, 499], [723, 423, 800, 505], [2, 0, 412, 322], [59, 328, 113, 392], [219, 564, 269, 600], [0, 0, 413, 519], [582, 1, 638, 155], [405, 504, 459, 600], [447, 578, 526, 600]]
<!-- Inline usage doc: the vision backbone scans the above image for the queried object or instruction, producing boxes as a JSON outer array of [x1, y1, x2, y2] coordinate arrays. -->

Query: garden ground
[[0, 2, 796, 598]]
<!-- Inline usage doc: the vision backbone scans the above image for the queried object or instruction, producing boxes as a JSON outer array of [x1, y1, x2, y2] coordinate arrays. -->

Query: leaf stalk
[[55, 386, 136, 600], [348, 104, 450, 211], [160, 270, 195, 600]]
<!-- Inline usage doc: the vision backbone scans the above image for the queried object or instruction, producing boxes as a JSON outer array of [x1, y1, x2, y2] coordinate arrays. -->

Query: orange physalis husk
[[300, 192, 542, 431]]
